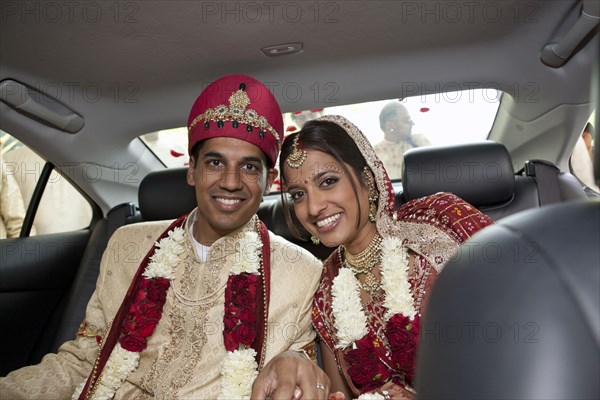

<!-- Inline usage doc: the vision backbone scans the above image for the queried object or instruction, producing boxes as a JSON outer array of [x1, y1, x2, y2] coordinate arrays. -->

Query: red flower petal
[[120, 334, 147, 352]]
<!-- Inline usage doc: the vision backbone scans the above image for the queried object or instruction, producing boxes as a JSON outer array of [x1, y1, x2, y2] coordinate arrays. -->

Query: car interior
[[1, 0, 598, 396]]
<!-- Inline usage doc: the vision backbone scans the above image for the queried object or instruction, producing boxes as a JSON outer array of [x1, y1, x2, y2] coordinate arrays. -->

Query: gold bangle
[[297, 341, 317, 362]]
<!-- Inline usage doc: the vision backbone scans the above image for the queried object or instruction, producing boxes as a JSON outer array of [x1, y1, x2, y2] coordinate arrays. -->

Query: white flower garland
[[218, 231, 262, 400], [380, 238, 415, 320], [357, 392, 385, 400], [332, 268, 369, 348], [231, 231, 262, 275], [218, 348, 260, 399], [331, 237, 413, 349], [72, 227, 185, 400]]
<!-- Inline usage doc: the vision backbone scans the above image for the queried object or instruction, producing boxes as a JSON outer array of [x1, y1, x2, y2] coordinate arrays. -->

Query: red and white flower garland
[[331, 237, 420, 397], [218, 231, 262, 399], [73, 227, 264, 400]]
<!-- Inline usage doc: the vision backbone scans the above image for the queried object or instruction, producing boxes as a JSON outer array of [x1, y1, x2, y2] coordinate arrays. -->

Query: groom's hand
[[251, 350, 331, 400]]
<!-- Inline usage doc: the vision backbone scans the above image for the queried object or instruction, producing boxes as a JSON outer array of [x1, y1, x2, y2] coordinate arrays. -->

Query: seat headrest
[[138, 168, 196, 221], [402, 141, 515, 206]]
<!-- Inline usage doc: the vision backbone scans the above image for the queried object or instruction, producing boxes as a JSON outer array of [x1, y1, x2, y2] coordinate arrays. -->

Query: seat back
[[138, 168, 197, 221], [401, 141, 587, 220], [44, 203, 138, 354]]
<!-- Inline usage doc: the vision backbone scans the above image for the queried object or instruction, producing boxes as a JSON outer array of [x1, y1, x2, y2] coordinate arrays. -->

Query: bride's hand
[[373, 381, 414, 400]]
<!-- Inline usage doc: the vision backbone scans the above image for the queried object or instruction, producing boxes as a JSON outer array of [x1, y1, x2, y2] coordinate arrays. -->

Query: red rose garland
[[345, 333, 392, 393], [217, 230, 265, 399], [223, 273, 259, 351], [121, 277, 171, 352], [385, 314, 421, 385]]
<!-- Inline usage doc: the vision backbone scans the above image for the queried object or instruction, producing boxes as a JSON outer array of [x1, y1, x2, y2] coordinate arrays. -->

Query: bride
[[278, 115, 493, 399]]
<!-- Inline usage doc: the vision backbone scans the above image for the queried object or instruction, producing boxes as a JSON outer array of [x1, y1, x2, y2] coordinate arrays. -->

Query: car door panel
[[0, 231, 90, 376]]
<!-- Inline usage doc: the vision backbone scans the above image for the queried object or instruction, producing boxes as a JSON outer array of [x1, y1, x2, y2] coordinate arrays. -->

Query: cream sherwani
[[1, 211, 322, 399]]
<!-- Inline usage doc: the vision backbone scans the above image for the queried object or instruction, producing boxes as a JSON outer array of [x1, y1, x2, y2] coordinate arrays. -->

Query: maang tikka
[[286, 135, 307, 169]]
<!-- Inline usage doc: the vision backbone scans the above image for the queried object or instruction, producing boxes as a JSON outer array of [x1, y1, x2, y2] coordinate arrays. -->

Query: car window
[[570, 113, 598, 191], [140, 89, 500, 187], [0, 131, 93, 237]]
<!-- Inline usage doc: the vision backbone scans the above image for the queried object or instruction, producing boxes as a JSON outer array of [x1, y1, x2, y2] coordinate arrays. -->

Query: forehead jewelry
[[287, 165, 343, 185], [286, 135, 307, 169]]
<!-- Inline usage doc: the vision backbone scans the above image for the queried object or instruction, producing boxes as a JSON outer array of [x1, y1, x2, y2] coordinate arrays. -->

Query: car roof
[[1, 0, 597, 211]]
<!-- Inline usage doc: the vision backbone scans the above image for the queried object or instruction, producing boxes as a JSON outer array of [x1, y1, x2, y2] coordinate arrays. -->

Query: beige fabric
[[373, 136, 430, 179], [0, 211, 322, 399], [1, 163, 28, 238], [571, 135, 599, 191], [2, 146, 92, 235]]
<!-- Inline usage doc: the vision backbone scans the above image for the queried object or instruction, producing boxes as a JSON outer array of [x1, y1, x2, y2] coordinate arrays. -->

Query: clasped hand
[[251, 350, 335, 400]]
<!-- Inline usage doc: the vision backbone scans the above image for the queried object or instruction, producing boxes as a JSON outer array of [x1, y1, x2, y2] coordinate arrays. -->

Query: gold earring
[[310, 235, 320, 245], [363, 167, 378, 223]]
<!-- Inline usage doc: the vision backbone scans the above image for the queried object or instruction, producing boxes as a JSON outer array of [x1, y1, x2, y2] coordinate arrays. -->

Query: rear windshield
[[140, 89, 501, 187]]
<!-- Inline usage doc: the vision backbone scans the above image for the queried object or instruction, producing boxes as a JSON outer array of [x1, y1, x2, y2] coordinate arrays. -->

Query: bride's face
[[284, 149, 376, 250]]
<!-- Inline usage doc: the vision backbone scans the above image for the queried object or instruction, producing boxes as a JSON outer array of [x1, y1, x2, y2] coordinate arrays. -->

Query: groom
[[1, 74, 328, 399]]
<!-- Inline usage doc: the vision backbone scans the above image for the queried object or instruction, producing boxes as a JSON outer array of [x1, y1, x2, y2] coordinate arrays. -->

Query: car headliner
[[1, 0, 597, 212]]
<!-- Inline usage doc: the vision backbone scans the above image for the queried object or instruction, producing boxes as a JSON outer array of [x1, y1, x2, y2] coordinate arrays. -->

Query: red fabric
[[187, 74, 283, 165]]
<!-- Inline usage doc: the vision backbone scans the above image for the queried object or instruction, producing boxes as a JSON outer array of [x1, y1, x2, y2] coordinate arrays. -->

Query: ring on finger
[[316, 383, 326, 390]]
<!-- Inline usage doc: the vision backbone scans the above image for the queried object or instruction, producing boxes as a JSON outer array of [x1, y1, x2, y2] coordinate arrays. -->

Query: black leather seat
[[401, 141, 587, 220], [138, 168, 196, 221], [45, 203, 139, 355]]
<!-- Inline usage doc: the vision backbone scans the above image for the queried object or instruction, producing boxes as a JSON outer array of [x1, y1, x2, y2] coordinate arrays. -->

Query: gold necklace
[[342, 233, 382, 293]]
